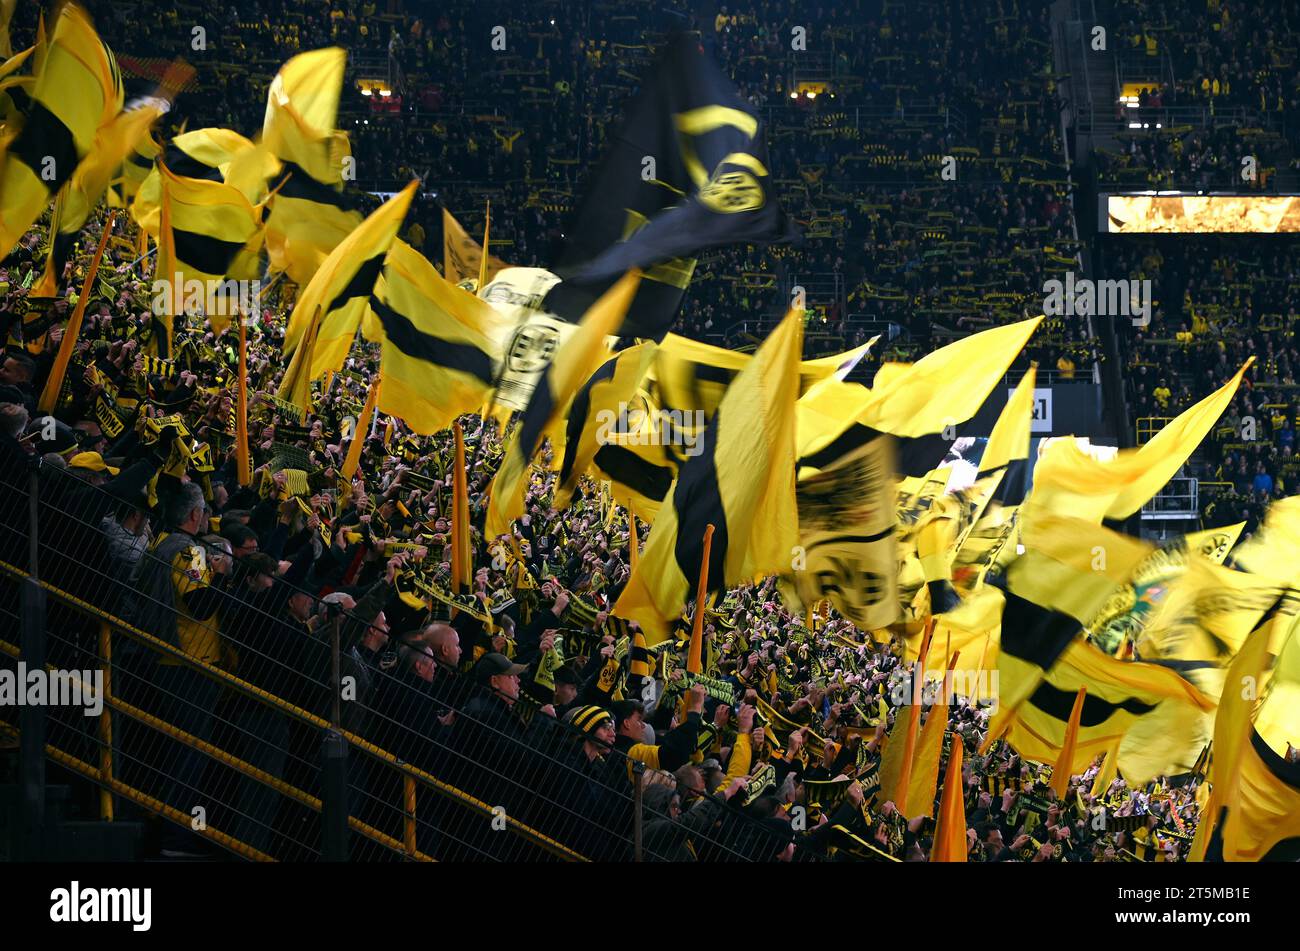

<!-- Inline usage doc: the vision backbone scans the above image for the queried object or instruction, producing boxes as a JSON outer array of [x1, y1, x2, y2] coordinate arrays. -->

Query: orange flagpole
[[1049, 685, 1088, 800], [235, 313, 251, 486], [39, 211, 116, 413], [627, 500, 638, 574], [686, 523, 715, 675], [452, 419, 471, 592], [930, 740, 967, 862], [891, 618, 935, 814]]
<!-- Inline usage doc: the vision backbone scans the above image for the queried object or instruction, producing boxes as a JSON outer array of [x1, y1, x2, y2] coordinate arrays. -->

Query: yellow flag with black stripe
[[982, 513, 1156, 747], [145, 159, 264, 335], [278, 181, 415, 408], [132, 127, 268, 232], [615, 309, 801, 645], [0, 2, 123, 256], [554, 341, 658, 511], [261, 47, 365, 285], [485, 271, 640, 540], [373, 238, 507, 434], [1002, 636, 1214, 783]]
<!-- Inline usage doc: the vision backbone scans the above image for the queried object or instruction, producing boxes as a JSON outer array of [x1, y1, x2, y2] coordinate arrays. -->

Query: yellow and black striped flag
[[132, 126, 269, 232], [554, 341, 658, 511], [1194, 599, 1300, 861], [372, 239, 507, 434], [0, 3, 123, 256], [615, 309, 802, 645], [486, 271, 640, 540], [145, 159, 264, 336], [261, 47, 365, 285], [278, 181, 416, 410]]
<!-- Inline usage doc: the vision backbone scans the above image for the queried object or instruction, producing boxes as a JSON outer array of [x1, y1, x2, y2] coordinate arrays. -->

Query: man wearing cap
[[443, 652, 565, 856], [609, 683, 708, 780]]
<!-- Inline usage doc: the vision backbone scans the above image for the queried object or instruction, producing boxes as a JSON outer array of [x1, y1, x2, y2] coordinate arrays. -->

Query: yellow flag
[[341, 376, 379, 480], [486, 272, 640, 539], [373, 239, 508, 434], [0, 3, 123, 255], [930, 740, 967, 862], [615, 310, 801, 645], [442, 206, 509, 287], [278, 182, 415, 407]]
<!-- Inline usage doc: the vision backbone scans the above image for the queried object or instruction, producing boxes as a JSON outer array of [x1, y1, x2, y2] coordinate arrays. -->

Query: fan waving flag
[[543, 32, 797, 339]]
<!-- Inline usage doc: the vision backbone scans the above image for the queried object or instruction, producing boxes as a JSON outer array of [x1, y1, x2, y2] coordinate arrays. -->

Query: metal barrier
[[0, 458, 794, 862], [1140, 477, 1198, 518], [1135, 416, 1172, 445]]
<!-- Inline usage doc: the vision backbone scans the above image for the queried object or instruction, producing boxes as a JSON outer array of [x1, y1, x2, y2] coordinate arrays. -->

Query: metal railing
[[0, 458, 802, 863], [1140, 477, 1198, 519]]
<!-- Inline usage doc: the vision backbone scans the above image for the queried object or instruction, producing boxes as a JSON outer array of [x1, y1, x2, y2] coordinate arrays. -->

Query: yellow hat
[[69, 452, 120, 476]]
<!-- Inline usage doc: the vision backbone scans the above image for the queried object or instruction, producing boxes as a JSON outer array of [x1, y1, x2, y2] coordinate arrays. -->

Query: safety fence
[[0, 457, 800, 862]]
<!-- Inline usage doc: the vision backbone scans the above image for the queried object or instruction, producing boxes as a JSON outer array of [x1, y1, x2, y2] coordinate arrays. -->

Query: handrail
[[0, 557, 588, 862]]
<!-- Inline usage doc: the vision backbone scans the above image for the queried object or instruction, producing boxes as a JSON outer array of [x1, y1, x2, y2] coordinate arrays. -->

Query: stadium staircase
[[0, 462, 785, 863]]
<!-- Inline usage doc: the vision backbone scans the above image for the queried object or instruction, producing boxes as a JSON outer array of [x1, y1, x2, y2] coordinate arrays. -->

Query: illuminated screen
[[1105, 194, 1300, 233]]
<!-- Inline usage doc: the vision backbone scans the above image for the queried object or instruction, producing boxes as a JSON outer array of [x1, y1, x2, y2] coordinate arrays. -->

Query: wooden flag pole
[[235, 312, 251, 486], [627, 499, 638, 574], [686, 523, 715, 675], [452, 419, 470, 592], [39, 211, 117, 414]]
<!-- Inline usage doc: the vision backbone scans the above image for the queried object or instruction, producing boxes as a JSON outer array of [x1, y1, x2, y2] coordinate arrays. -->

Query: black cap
[[473, 652, 527, 682]]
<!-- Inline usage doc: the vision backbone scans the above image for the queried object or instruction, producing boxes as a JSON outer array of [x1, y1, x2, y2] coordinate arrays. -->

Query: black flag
[[544, 32, 797, 338]]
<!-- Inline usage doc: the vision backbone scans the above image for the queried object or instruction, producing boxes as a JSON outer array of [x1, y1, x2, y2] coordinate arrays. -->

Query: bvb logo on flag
[[507, 323, 561, 374], [699, 168, 764, 214]]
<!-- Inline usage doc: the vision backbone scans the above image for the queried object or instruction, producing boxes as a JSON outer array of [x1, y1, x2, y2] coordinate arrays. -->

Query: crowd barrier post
[[19, 468, 47, 859], [98, 620, 114, 821], [320, 730, 350, 862], [632, 760, 645, 863]]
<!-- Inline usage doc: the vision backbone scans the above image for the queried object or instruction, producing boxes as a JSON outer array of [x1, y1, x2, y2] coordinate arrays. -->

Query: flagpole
[[38, 211, 117, 414], [478, 199, 491, 292], [686, 523, 715, 675], [235, 312, 252, 486]]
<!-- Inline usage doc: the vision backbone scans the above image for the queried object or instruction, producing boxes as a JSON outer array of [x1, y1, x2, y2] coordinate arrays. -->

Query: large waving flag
[[1028, 360, 1252, 525], [277, 181, 416, 409], [261, 47, 365, 285], [554, 342, 659, 511], [0, 3, 123, 256], [485, 272, 641, 540], [615, 309, 802, 645], [373, 239, 508, 434], [543, 32, 797, 339], [145, 159, 264, 336]]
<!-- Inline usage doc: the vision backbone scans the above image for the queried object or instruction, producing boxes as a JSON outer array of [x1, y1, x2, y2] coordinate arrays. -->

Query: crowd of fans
[[0, 0, 1247, 862], [1103, 236, 1300, 530], [2, 0, 1099, 371], [1096, 0, 1300, 189]]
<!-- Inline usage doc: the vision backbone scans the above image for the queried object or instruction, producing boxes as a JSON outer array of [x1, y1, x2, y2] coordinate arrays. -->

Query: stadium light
[[361, 88, 373, 96], [790, 91, 798, 99], [379, 89, 391, 97], [806, 91, 817, 99]]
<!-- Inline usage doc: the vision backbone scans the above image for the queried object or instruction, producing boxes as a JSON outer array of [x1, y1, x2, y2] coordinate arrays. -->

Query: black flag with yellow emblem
[[543, 32, 797, 339]]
